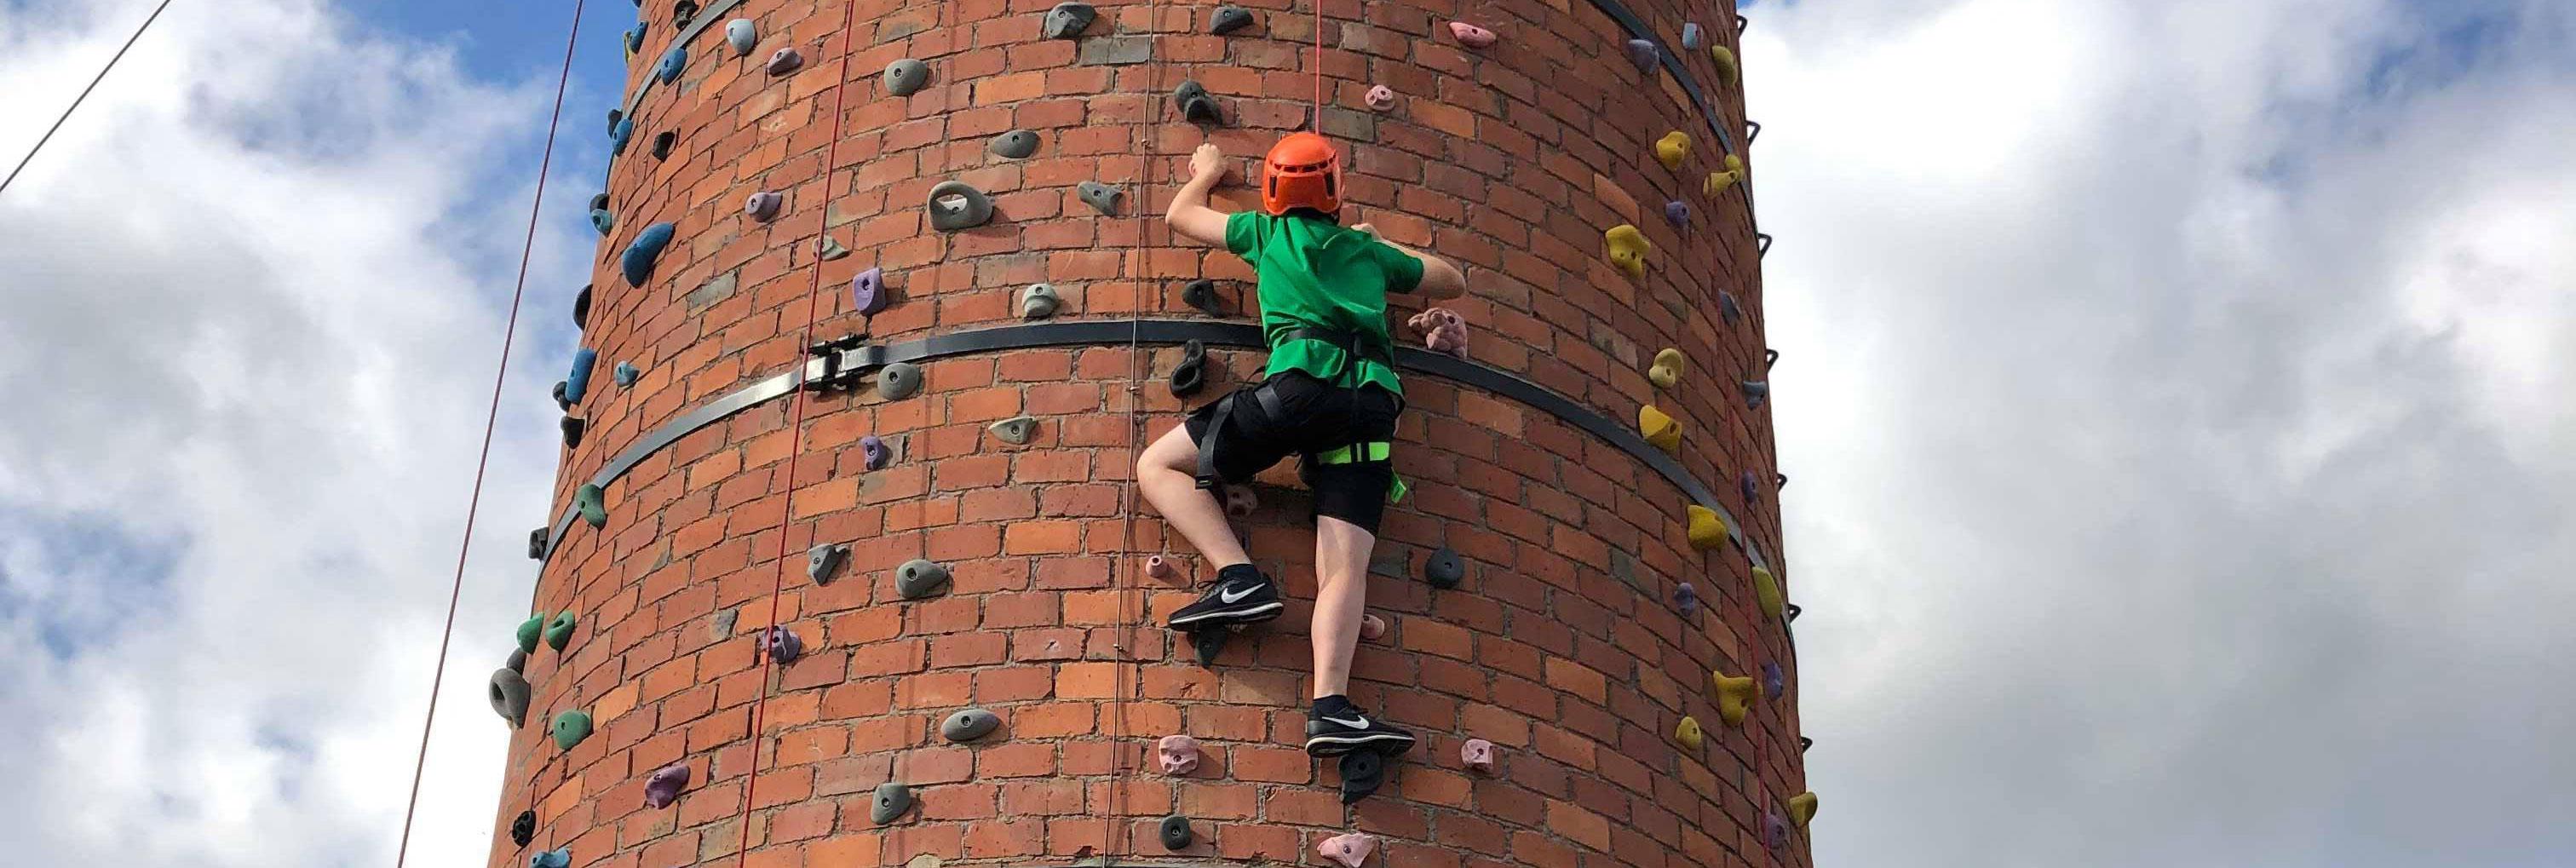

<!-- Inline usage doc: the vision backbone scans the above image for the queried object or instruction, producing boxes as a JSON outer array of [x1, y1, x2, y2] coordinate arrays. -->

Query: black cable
[[0, 0, 175, 198]]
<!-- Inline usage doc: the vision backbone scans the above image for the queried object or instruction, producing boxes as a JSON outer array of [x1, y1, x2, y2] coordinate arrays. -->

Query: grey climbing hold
[[925, 181, 993, 231], [989, 129, 1039, 159], [808, 543, 848, 583], [560, 416, 584, 449], [656, 45, 687, 84], [552, 380, 570, 411], [645, 762, 690, 808], [1173, 80, 1221, 124], [652, 130, 676, 161], [1180, 279, 1222, 315], [506, 647, 527, 674], [850, 266, 888, 315], [989, 416, 1038, 445], [671, 0, 699, 28], [613, 361, 639, 387], [860, 434, 893, 469], [532, 848, 572, 868], [871, 781, 912, 824], [543, 610, 577, 651], [1675, 582, 1699, 615], [885, 59, 929, 96], [895, 558, 951, 600], [818, 236, 850, 261], [1720, 290, 1742, 324], [1041, 3, 1095, 39], [551, 709, 592, 750], [1424, 547, 1464, 589], [516, 615, 544, 654], [509, 810, 535, 847], [489, 668, 530, 727], [941, 708, 1000, 742], [528, 526, 549, 560], [1160, 815, 1194, 850], [757, 625, 803, 664], [726, 19, 756, 55], [576, 483, 607, 527], [1168, 339, 1206, 396], [1625, 38, 1659, 72], [1076, 181, 1121, 216], [623, 222, 675, 287], [745, 190, 783, 221], [1665, 200, 1689, 227], [565, 347, 597, 404], [1740, 378, 1769, 409], [765, 47, 802, 76], [1210, 4, 1253, 34], [877, 362, 922, 399], [1762, 660, 1785, 698], [611, 117, 634, 155], [1021, 283, 1060, 319], [1682, 21, 1704, 49]]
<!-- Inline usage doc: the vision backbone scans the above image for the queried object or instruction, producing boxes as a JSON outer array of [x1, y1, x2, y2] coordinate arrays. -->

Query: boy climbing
[[1137, 133, 1469, 758]]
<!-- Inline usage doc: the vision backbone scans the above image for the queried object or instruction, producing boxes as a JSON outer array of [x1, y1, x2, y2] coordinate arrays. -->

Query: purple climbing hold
[[1763, 809, 1792, 849], [766, 47, 802, 76], [850, 267, 888, 315], [1762, 659, 1785, 698], [644, 762, 690, 808], [1674, 582, 1699, 616], [1665, 200, 1689, 227], [860, 434, 893, 469], [1739, 470, 1760, 502], [1626, 38, 1659, 72], [745, 190, 782, 221], [757, 625, 803, 664]]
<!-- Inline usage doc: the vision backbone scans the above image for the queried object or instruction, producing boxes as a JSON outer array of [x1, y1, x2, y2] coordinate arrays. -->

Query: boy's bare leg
[[1309, 515, 1374, 698], [1136, 424, 1251, 568]]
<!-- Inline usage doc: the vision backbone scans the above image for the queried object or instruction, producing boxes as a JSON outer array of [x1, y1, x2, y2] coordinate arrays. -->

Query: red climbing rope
[[1313, 0, 1325, 122], [730, 0, 862, 858], [0, 0, 175, 199], [391, 1, 584, 865]]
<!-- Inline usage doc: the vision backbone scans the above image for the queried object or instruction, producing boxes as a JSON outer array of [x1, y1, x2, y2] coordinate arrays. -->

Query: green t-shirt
[[1223, 210, 1424, 395]]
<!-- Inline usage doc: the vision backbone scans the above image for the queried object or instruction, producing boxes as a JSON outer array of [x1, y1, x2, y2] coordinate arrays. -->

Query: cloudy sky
[[0, 0, 2567, 865]]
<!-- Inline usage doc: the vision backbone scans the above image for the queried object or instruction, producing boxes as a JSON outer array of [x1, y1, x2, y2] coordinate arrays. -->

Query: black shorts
[[1184, 371, 1401, 532]]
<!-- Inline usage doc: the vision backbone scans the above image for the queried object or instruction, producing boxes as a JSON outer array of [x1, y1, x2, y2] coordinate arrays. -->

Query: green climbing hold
[[543, 610, 577, 652], [575, 483, 607, 527], [515, 615, 543, 654], [1021, 283, 1060, 319], [551, 709, 592, 750]]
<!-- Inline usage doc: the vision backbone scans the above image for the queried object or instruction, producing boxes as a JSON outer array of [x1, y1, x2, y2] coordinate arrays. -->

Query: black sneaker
[[1304, 705, 1417, 756], [1167, 566, 1284, 629]]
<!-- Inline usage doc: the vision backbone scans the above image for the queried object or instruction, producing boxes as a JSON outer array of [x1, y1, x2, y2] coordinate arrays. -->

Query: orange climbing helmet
[[1261, 132, 1343, 218]]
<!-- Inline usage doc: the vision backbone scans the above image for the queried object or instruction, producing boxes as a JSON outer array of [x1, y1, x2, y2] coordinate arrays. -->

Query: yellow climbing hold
[[1751, 565, 1783, 620], [1704, 170, 1739, 197], [1647, 348, 1685, 389], [1787, 791, 1819, 827], [1605, 224, 1649, 279], [1713, 672, 1757, 727], [1711, 45, 1739, 87], [1675, 716, 1705, 750], [1686, 504, 1729, 550], [1655, 131, 1692, 171], [1725, 153, 1745, 178], [1638, 405, 1681, 456]]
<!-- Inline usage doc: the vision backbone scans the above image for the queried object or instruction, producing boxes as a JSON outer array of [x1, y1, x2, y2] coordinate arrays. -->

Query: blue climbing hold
[[1665, 200, 1688, 227], [656, 46, 687, 85], [532, 847, 572, 868], [1682, 22, 1703, 49], [564, 348, 598, 405], [610, 118, 634, 156], [624, 21, 647, 56], [726, 19, 757, 55], [623, 222, 675, 287], [1762, 660, 1785, 698], [606, 109, 624, 138], [613, 361, 639, 387], [589, 208, 614, 237]]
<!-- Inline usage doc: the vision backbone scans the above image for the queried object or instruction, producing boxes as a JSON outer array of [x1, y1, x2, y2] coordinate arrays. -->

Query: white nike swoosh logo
[[1322, 714, 1371, 729], [1219, 583, 1256, 603]]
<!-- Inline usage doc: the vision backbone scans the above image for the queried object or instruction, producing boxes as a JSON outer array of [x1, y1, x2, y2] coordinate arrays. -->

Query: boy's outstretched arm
[[1164, 143, 1231, 246], [1354, 223, 1469, 300]]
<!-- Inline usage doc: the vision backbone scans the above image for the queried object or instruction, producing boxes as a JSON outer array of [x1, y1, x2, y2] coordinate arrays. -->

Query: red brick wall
[[497, 0, 1803, 865]]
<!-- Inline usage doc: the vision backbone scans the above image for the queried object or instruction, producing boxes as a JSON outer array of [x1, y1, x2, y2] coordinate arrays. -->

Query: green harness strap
[[1314, 440, 1407, 503]]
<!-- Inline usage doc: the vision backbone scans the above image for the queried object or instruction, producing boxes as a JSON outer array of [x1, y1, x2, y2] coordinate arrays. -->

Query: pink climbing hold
[[1359, 612, 1387, 641], [1364, 84, 1395, 111], [1448, 21, 1497, 48], [1461, 738, 1498, 773], [1156, 734, 1200, 774], [643, 762, 690, 808], [1319, 832, 1376, 868], [1146, 555, 1177, 580], [1406, 307, 1468, 358]]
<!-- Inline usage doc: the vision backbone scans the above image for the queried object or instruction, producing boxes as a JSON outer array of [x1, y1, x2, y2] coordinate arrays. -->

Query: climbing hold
[[589, 204, 614, 237], [850, 267, 888, 315], [1448, 21, 1497, 48], [1180, 279, 1222, 315], [551, 380, 570, 411], [1675, 715, 1705, 750], [871, 781, 913, 825], [645, 762, 690, 809], [1711, 44, 1739, 87], [1605, 224, 1650, 279], [818, 236, 850, 261], [1173, 80, 1222, 124], [1159, 814, 1194, 850], [622, 222, 675, 287], [1168, 339, 1207, 396], [723, 18, 756, 55], [942, 708, 1001, 742], [1076, 180, 1121, 216], [543, 610, 576, 652], [877, 362, 922, 399], [1222, 486, 1256, 519], [1686, 504, 1728, 549], [1751, 565, 1783, 620], [671, 0, 698, 28], [1319, 831, 1376, 868], [1715, 672, 1757, 727], [1364, 83, 1396, 111], [624, 21, 647, 56], [1156, 734, 1200, 774], [989, 129, 1039, 159], [531, 848, 572, 868], [1145, 555, 1177, 581], [506, 647, 527, 674], [1719, 291, 1743, 324], [1210, 4, 1254, 35], [1725, 153, 1745, 177], [1041, 3, 1095, 39], [860, 435, 893, 470], [516, 615, 544, 654], [989, 416, 1038, 445], [1406, 307, 1468, 357], [925, 181, 993, 231], [1674, 582, 1699, 616], [575, 483, 607, 527], [1762, 659, 1785, 698], [808, 543, 848, 583], [1704, 168, 1739, 197], [870, 60, 926, 102], [1423, 546, 1465, 589], [1626, 38, 1659, 72], [1021, 283, 1060, 319], [1788, 791, 1819, 827], [489, 668, 530, 727], [1462, 738, 1498, 773], [1763, 809, 1792, 850], [1664, 200, 1690, 228], [1337, 750, 1385, 803], [610, 117, 634, 155], [1739, 470, 1760, 503], [560, 416, 584, 449], [896, 558, 951, 600], [745, 190, 783, 221], [655, 46, 686, 84], [572, 284, 591, 330], [610, 361, 637, 388], [765, 47, 802, 76], [756, 625, 803, 664], [528, 527, 549, 560], [1740, 378, 1769, 409], [564, 347, 598, 405], [1682, 21, 1704, 49], [551, 709, 592, 750], [1358, 612, 1387, 641], [509, 810, 535, 847], [1637, 405, 1681, 456]]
